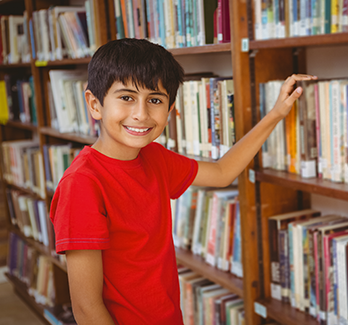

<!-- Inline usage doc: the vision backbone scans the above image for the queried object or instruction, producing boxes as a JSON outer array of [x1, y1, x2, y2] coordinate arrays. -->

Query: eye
[[120, 95, 133, 102], [149, 98, 162, 104]]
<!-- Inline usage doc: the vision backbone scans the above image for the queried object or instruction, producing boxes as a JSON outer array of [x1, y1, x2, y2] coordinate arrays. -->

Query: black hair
[[86, 38, 184, 109]]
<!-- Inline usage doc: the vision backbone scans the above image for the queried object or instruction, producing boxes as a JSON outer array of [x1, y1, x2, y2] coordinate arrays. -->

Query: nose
[[131, 100, 149, 121]]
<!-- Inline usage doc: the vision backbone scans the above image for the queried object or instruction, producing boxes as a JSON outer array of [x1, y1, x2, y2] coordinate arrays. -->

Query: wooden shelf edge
[[0, 62, 31, 69], [2, 120, 38, 131], [169, 43, 231, 56], [35, 57, 91, 67], [39, 127, 97, 145], [4, 181, 45, 200], [5, 273, 54, 325], [255, 169, 348, 201], [256, 298, 319, 325], [175, 247, 244, 298], [249, 32, 348, 49]]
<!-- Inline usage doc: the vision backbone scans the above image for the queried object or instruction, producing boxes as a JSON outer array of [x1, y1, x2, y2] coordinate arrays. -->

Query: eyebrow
[[113, 88, 168, 98]]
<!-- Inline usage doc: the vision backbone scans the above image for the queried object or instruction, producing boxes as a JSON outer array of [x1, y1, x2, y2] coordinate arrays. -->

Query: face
[[86, 80, 174, 160]]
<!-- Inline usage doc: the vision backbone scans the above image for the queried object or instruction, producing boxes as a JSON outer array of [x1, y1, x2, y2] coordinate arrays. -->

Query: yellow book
[[331, 0, 339, 32], [0, 80, 9, 124]]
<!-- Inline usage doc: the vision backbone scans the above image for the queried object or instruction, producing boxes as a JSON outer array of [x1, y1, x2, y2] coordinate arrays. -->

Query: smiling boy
[[50, 38, 316, 325]]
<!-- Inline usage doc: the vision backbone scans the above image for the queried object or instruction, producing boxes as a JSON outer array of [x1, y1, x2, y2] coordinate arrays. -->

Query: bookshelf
[[239, 1, 348, 325], [4, 0, 344, 324]]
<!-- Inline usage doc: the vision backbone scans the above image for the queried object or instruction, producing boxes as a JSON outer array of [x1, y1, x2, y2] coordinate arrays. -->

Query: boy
[[50, 38, 316, 324]]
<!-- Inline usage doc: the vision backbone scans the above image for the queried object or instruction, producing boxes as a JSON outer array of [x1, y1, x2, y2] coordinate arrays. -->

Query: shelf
[[39, 127, 97, 145], [0, 62, 31, 69], [249, 32, 348, 49], [4, 181, 44, 200], [10, 226, 67, 272], [256, 298, 318, 325], [35, 57, 91, 67], [175, 247, 244, 298], [5, 273, 52, 325], [3, 120, 38, 131], [169, 43, 231, 56], [255, 169, 348, 201]]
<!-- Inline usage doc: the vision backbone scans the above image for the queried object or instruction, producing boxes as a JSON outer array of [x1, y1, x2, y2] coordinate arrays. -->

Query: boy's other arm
[[192, 74, 317, 188], [66, 250, 115, 325]]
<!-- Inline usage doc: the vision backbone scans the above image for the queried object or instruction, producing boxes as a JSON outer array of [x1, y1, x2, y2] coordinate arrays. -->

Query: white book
[[26, 197, 40, 242], [49, 70, 88, 133], [37, 201, 49, 247], [51, 6, 85, 60], [331, 80, 342, 182], [8, 15, 24, 64], [183, 81, 194, 155], [38, 10, 51, 62], [254, 0, 262, 39], [190, 81, 201, 156], [191, 189, 206, 255]]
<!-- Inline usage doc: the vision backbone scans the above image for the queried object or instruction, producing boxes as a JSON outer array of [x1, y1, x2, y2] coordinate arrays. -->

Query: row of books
[[1, 139, 46, 198], [7, 233, 56, 307], [6, 188, 52, 248], [48, 69, 99, 136], [0, 14, 31, 64], [268, 209, 348, 325], [113, 0, 231, 49], [43, 144, 82, 192], [261, 78, 348, 182], [172, 187, 242, 277], [7, 233, 76, 324], [31, 3, 97, 62], [178, 265, 244, 325], [0, 74, 37, 125], [172, 76, 235, 160], [254, 0, 348, 40]]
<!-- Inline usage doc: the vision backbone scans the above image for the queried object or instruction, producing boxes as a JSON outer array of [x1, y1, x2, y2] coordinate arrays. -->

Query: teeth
[[126, 126, 150, 133]]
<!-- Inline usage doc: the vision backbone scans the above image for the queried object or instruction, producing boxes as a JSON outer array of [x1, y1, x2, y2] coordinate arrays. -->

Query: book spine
[[269, 218, 281, 300]]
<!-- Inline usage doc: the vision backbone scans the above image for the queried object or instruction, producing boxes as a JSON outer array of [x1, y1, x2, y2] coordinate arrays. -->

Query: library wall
[[175, 53, 233, 77], [307, 46, 348, 216]]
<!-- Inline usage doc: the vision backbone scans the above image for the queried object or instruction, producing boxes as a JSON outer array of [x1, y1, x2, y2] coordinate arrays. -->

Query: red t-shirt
[[50, 142, 198, 325]]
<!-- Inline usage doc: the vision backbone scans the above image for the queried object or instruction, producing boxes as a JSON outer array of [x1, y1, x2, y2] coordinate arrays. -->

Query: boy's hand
[[270, 74, 318, 120]]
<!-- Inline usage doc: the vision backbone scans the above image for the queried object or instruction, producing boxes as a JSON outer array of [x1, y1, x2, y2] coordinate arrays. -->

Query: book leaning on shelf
[[267, 208, 348, 325], [254, 0, 348, 40], [113, 0, 231, 49], [43, 143, 82, 192], [260, 77, 348, 182], [178, 265, 245, 325], [0, 75, 37, 125], [31, 3, 97, 61], [172, 186, 242, 277], [0, 13, 31, 64], [173, 76, 235, 160], [7, 233, 75, 324], [48, 69, 99, 136], [1, 139, 45, 198]]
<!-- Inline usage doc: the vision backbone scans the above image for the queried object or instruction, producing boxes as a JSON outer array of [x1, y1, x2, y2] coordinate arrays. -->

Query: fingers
[[284, 74, 318, 84], [284, 86, 303, 107]]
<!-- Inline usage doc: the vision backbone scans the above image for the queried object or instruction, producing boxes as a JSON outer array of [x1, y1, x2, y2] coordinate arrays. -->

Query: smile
[[124, 126, 152, 133]]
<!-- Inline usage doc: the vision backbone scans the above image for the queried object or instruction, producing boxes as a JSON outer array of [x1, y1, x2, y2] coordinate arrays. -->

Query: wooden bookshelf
[[5, 273, 53, 325], [35, 57, 91, 67], [249, 33, 348, 49], [255, 298, 319, 325], [175, 247, 244, 298], [0, 63, 31, 69], [39, 127, 97, 145], [4, 181, 44, 200], [169, 43, 231, 56], [255, 169, 348, 201], [4, 120, 38, 131]]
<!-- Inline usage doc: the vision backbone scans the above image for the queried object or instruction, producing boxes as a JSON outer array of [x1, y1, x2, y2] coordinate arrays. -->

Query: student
[[50, 38, 317, 325]]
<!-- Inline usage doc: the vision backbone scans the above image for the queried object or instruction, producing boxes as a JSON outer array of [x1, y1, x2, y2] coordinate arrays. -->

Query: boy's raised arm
[[192, 74, 318, 188], [66, 250, 115, 325]]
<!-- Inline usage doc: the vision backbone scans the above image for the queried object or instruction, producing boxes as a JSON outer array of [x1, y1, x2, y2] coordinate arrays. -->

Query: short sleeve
[[158, 145, 198, 199], [50, 173, 110, 254]]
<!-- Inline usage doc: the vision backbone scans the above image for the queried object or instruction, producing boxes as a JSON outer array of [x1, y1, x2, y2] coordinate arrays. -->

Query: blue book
[[158, 0, 166, 46], [29, 19, 36, 59]]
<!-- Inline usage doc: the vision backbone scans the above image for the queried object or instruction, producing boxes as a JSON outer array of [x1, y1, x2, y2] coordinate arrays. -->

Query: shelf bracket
[[249, 49, 259, 58]]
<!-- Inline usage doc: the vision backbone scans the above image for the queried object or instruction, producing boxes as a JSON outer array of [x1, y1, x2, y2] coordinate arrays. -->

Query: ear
[[169, 101, 175, 113], [85, 90, 102, 120]]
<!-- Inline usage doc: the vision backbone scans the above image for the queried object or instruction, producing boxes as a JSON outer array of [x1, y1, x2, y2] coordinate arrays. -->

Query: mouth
[[124, 126, 152, 135]]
